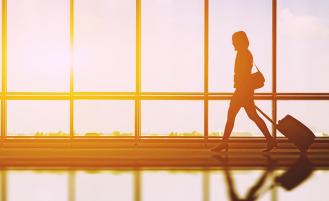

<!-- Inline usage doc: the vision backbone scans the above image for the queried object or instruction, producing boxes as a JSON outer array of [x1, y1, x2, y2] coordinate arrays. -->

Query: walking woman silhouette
[[211, 31, 277, 152]]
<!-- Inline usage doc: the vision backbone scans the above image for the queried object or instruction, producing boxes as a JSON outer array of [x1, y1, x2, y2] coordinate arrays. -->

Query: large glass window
[[278, 0, 329, 92], [7, 101, 69, 136], [74, 100, 134, 136], [0, 3, 2, 90], [74, 0, 135, 92], [209, 0, 272, 92], [7, 0, 70, 92], [142, 0, 204, 92], [141, 101, 203, 136], [0, 0, 328, 139]]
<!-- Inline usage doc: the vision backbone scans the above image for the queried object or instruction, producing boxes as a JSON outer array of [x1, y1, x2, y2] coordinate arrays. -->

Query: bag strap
[[254, 62, 261, 72]]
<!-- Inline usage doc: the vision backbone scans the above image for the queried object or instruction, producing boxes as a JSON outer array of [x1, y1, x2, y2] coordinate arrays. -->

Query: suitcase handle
[[255, 106, 277, 126]]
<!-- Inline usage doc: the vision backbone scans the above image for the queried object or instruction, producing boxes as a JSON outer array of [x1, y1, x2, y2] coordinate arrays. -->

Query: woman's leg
[[244, 102, 272, 142], [222, 99, 241, 142], [211, 95, 241, 151], [244, 102, 277, 152]]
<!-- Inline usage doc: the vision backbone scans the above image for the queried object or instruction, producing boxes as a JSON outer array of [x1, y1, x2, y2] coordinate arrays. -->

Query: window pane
[[8, 0, 70, 91], [278, 0, 329, 92], [142, 171, 203, 201], [76, 171, 134, 201], [7, 101, 69, 136], [209, 0, 272, 92], [209, 100, 272, 137], [142, 0, 204, 92], [74, 100, 134, 136], [74, 0, 135, 92], [8, 171, 68, 201], [0, 4, 2, 90], [142, 101, 203, 136], [278, 101, 329, 137]]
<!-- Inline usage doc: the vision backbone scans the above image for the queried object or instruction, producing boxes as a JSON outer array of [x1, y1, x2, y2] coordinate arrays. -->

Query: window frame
[[0, 0, 328, 139]]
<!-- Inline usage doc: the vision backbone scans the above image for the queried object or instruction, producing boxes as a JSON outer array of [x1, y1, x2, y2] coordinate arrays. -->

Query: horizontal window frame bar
[[1, 92, 329, 100], [1, 136, 329, 140], [6, 92, 329, 95]]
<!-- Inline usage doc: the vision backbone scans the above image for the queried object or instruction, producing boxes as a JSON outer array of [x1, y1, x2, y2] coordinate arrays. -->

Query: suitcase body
[[277, 115, 315, 152], [255, 106, 316, 152]]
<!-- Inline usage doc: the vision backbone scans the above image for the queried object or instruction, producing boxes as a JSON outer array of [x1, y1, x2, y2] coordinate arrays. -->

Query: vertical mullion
[[134, 170, 141, 201], [204, 0, 209, 139], [135, 0, 141, 139], [70, 0, 74, 138], [272, 0, 277, 138], [1, 0, 7, 139]]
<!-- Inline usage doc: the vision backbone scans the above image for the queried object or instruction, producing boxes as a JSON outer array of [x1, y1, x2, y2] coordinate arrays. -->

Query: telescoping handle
[[255, 106, 277, 126]]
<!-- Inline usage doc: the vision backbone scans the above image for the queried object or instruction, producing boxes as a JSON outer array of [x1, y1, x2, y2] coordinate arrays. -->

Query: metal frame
[[272, 0, 277, 138], [204, 0, 209, 139], [136, 0, 142, 140], [70, 0, 75, 138], [1, 0, 7, 139], [0, 0, 328, 140]]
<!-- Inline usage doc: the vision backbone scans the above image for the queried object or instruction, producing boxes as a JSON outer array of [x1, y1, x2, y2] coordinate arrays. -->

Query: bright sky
[[2, 0, 329, 136]]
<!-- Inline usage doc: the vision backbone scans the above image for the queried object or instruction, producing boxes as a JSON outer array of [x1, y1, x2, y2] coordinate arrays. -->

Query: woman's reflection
[[223, 156, 275, 201]]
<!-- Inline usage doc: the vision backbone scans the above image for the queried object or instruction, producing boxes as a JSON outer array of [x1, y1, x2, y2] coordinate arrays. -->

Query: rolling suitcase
[[255, 106, 316, 152]]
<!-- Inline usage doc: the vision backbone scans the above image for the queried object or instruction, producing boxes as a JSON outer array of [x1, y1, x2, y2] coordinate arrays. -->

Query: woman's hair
[[232, 31, 249, 50]]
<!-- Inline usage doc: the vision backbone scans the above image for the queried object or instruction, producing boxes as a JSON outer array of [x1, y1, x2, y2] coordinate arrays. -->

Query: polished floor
[[0, 138, 328, 168], [0, 139, 328, 201], [0, 164, 328, 201]]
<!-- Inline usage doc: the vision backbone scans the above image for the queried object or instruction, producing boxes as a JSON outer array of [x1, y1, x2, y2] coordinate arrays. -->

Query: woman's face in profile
[[232, 39, 238, 51], [232, 37, 248, 51], [232, 37, 242, 51]]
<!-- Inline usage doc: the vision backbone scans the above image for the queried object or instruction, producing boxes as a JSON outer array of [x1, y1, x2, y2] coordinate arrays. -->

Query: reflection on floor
[[1, 156, 328, 201]]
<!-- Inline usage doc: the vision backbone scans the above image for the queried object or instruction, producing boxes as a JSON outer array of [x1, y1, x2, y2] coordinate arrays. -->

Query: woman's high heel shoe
[[210, 142, 228, 152], [262, 140, 277, 152]]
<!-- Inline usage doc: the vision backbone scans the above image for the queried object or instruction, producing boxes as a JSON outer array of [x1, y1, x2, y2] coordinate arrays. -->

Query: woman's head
[[232, 31, 249, 51]]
